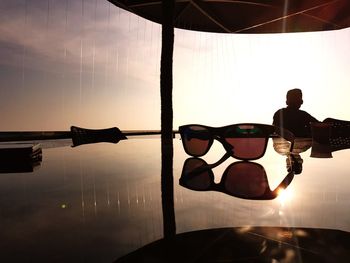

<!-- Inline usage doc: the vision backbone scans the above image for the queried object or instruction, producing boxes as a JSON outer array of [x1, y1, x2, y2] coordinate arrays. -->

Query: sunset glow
[[0, 0, 349, 131]]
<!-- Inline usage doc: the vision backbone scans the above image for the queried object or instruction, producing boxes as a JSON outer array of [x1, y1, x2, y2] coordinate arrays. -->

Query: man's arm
[[273, 109, 281, 126]]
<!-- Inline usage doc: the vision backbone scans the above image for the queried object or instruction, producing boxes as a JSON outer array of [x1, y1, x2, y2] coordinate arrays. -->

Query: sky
[[0, 0, 350, 131]]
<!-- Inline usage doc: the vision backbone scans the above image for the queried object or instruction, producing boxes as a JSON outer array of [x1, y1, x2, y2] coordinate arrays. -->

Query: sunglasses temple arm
[[209, 152, 231, 169], [271, 171, 295, 198], [187, 152, 231, 177]]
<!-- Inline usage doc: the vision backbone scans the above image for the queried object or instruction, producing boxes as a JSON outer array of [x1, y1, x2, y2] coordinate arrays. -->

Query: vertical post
[[161, 0, 176, 238]]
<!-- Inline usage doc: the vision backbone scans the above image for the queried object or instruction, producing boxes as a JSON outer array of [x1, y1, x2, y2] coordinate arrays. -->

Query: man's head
[[286, 89, 303, 109]]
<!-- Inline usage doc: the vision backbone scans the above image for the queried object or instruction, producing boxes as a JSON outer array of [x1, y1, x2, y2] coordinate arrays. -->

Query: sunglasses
[[179, 124, 294, 160], [179, 157, 295, 200]]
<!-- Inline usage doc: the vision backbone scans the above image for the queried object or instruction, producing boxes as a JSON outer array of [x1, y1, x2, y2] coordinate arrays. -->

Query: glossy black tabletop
[[1, 137, 350, 262]]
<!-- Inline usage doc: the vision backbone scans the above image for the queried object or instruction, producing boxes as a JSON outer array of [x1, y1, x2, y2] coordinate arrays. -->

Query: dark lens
[[182, 126, 211, 156], [225, 138, 267, 159], [182, 158, 211, 190], [224, 162, 268, 198], [224, 125, 268, 159]]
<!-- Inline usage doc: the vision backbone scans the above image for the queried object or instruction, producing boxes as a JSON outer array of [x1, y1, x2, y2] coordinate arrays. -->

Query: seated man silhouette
[[273, 89, 318, 137]]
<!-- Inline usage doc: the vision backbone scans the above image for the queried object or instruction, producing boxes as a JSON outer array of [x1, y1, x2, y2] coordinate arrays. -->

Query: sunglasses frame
[[180, 157, 296, 200], [179, 123, 294, 161]]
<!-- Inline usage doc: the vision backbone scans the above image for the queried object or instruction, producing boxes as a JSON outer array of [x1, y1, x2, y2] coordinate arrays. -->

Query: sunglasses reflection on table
[[179, 157, 297, 200]]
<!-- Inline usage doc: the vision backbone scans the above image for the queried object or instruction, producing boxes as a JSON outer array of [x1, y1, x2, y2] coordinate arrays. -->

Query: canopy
[[108, 0, 350, 33]]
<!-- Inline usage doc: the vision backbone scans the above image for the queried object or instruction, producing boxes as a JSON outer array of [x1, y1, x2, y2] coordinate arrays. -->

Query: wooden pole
[[161, 0, 176, 238]]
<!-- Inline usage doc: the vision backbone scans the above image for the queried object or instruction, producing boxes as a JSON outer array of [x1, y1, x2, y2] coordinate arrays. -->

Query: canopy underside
[[109, 0, 350, 33]]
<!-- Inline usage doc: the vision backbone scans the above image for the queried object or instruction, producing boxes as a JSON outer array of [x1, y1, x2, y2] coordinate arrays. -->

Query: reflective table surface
[[1, 137, 350, 262]]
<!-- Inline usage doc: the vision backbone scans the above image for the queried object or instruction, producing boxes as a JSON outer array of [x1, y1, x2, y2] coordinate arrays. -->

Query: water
[[1, 137, 350, 262]]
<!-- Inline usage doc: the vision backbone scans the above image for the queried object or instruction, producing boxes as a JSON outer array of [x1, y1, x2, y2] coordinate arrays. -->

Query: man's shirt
[[273, 107, 318, 137]]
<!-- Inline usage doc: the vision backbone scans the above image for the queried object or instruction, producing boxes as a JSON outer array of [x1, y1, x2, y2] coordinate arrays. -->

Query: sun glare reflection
[[277, 187, 293, 206]]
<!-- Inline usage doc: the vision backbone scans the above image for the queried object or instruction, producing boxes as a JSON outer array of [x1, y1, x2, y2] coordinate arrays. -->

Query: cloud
[[0, 0, 161, 79]]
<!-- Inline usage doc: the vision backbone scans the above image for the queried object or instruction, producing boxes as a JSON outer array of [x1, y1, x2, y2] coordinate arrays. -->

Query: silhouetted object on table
[[273, 119, 350, 159], [0, 143, 42, 173], [273, 137, 312, 155], [273, 89, 318, 137], [115, 226, 350, 263], [179, 123, 296, 184], [273, 137, 310, 173], [310, 122, 333, 158], [179, 123, 294, 161], [70, 126, 127, 147], [324, 118, 350, 152], [179, 158, 296, 200], [298, 118, 350, 158], [286, 153, 303, 175]]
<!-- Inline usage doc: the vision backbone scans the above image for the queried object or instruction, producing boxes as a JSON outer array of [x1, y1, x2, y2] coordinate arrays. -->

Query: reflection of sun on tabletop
[[277, 187, 294, 206]]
